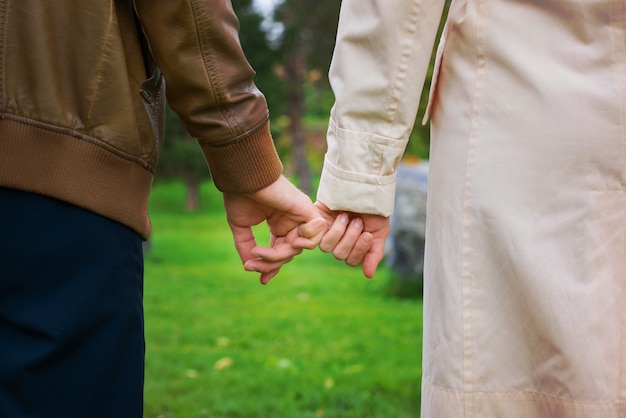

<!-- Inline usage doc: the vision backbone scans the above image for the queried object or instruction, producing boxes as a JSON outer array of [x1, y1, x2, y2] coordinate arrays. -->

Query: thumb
[[229, 224, 257, 265]]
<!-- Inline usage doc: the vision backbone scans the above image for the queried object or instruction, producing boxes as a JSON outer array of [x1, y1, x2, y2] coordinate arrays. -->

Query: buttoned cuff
[[317, 159, 396, 216], [316, 119, 406, 216]]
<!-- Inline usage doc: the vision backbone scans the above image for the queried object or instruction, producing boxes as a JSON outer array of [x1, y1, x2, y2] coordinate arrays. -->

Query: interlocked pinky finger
[[260, 267, 282, 285], [244, 255, 295, 275]]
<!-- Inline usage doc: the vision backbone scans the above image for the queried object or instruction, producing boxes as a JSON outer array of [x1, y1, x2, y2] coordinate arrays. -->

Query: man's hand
[[223, 176, 327, 284], [314, 202, 391, 279]]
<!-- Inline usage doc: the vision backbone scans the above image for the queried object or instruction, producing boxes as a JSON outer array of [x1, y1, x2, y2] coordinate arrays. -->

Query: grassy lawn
[[143, 182, 423, 418]]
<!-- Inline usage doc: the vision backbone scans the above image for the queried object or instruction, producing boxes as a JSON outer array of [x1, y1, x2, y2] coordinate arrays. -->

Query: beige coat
[[317, 0, 626, 416]]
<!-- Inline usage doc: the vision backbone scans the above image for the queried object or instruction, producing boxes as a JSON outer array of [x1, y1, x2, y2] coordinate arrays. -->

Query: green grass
[[143, 181, 423, 418]]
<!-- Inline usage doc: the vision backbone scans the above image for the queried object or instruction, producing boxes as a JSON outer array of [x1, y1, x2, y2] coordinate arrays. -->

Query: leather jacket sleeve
[[133, 0, 282, 193]]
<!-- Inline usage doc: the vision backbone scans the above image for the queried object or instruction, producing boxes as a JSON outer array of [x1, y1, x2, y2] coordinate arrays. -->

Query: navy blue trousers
[[0, 187, 145, 417]]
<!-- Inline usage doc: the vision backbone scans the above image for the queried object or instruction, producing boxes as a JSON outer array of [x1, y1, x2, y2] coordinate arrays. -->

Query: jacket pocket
[[139, 66, 166, 158]]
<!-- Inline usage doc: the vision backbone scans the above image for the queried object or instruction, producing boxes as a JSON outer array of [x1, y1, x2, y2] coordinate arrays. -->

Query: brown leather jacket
[[0, 0, 283, 238]]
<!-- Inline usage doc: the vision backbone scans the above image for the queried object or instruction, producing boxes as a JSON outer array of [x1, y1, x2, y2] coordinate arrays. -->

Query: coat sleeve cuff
[[199, 121, 283, 193], [317, 159, 396, 217], [316, 119, 406, 216]]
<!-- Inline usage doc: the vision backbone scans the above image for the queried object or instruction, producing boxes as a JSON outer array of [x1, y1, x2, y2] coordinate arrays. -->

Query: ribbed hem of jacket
[[199, 121, 283, 194], [0, 117, 153, 239]]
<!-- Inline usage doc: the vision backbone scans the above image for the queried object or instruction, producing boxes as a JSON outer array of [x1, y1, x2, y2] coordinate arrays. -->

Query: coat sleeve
[[317, 0, 446, 216], [132, 0, 282, 194]]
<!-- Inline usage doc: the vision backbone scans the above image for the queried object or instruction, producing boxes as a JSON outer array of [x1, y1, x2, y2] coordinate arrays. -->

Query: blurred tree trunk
[[184, 178, 200, 211], [273, 0, 341, 195], [284, 50, 312, 194], [157, 107, 210, 212]]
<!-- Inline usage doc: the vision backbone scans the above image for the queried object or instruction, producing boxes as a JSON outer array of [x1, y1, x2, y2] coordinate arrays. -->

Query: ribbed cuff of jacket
[[199, 121, 283, 193], [317, 159, 396, 217]]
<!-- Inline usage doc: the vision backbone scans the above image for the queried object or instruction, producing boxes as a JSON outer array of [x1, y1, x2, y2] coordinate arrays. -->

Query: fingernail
[[353, 218, 363, 229], [339, 213, 349, 224]]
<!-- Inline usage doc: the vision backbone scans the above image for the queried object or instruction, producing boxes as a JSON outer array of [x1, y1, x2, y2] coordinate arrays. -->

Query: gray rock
[[386, 162, 428, 279]]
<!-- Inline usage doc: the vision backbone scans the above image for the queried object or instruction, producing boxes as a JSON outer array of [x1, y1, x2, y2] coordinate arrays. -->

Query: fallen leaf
[[213, 357, 233, 371]]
